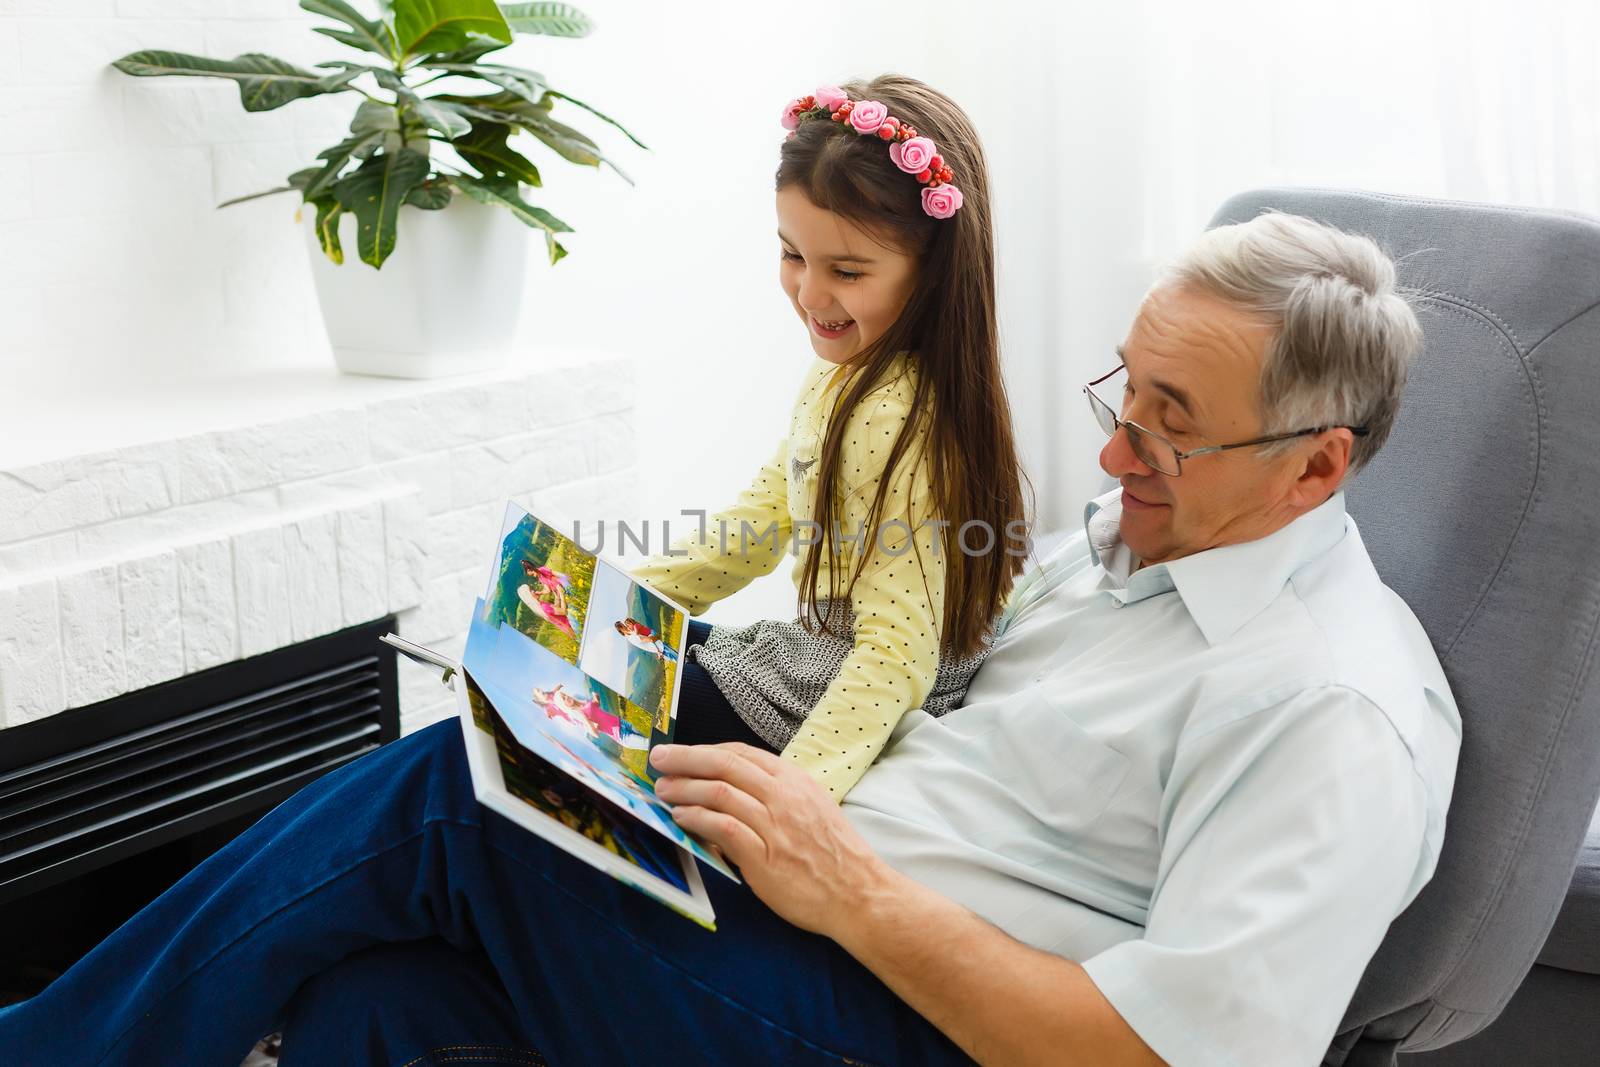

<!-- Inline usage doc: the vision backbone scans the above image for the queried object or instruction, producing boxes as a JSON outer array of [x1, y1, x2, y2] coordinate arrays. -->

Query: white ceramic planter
[[302, 189, 530, 379]]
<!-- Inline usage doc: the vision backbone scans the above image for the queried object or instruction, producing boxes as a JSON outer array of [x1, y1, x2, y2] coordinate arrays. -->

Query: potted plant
[[113, 0, 645, 379]]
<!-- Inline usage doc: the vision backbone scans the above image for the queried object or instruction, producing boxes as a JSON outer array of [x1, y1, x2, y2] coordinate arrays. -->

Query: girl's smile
[[810, 316, 856, 339]]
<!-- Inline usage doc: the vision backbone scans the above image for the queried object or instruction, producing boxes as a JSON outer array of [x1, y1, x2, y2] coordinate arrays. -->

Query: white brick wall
[[0, 1, 356, 378], [0, 357, 637, 737]]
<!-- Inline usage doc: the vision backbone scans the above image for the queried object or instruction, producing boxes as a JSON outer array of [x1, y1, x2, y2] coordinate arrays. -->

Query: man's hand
[[649, 741, 893, 936]]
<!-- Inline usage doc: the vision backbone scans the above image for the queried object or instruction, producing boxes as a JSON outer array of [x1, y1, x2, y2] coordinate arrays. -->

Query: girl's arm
[[781, 392, 944, 800], [629, 435, 795, 616]]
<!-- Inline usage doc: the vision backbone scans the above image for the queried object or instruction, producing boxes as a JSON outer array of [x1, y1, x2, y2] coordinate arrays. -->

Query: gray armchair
[[1203, 189, 1600, 1065]]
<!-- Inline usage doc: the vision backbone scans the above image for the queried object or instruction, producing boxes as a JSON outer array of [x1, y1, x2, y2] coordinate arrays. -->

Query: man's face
[[1098, 284, 1309, 565]]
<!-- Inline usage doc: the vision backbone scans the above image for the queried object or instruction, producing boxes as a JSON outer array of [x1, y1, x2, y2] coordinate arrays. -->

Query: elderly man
[[0, 212, 1459, 1067]]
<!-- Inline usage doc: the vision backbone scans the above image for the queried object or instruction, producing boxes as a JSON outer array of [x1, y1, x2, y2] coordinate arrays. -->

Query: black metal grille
[[0, 617, 400, 905]]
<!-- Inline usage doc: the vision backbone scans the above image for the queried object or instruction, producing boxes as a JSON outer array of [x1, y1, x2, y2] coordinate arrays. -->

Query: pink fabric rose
[[921, 184, 964, 219], [848, 99, 889, 134], [890, 136, 937, 175], [815, 85, 849, 112], [781, 97, 810, 131]]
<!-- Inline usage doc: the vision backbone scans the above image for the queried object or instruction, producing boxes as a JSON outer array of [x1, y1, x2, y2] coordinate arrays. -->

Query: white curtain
[[926, 0, 1600, 533]]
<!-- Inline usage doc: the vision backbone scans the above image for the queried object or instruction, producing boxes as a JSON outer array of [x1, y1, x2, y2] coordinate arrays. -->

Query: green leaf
[[316, 62, 426, 122], [287, 165, 323, 192], [111, 51, 354, 112], [433, 89, 552, 120], [302, 0, 398, 60], [336, 61, 472, 138], [428, 38, 510, 64], [332, 148, 431, 267], [422, 61, 546, 107], [351, 97, 402, 135], [499, 2, 593, 37], [434, 91, 630, 181], [452, 173, 572, 263], [339, 61, 407, 92], [398, 88, 471, 138], [311, 65, 369, 92], [312, 26, 382, 55], [444, 94, 596, 163], [406, 178, 454, 209], [451, 174, 570, 231], [454, 121, 542, 186], [545, 88, 647, 149], [311, 195, 346, 264], [517, 110, 613, 172], [387, 0, 512, 60], [305, 130, 386, 198], [218, 186, 294, 208]]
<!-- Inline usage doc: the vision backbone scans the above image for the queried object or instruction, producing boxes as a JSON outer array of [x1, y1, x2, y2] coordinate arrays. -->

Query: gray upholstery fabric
[[1396, 963, 1600, 1066], [1401, 803, 1600, 1064], [1536, 801, 1600, 974], [1201, 189, 1600, 1064]]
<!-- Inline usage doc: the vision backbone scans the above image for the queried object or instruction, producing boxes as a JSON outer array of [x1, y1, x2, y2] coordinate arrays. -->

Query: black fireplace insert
[[0, 617, 401, 997]]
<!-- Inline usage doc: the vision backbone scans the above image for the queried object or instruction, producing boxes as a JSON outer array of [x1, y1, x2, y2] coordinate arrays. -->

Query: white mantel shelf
[[0, 349, 618, 472], [0, 349, 639, 735]]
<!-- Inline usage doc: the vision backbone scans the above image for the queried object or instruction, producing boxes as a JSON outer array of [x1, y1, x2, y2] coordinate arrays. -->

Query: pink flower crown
[[781, 86, 964, 220]]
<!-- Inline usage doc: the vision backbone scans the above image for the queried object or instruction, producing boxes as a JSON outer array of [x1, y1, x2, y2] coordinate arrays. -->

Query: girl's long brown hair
[[778, 73, 1033, 659]]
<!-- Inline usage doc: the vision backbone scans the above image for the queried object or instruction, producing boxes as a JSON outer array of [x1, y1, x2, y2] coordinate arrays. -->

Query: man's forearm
[[832, 864, 1164, 1066]]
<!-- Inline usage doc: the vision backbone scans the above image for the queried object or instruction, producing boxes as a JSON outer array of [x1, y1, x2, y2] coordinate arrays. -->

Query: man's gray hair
[[1155, 210, 1424, 475]]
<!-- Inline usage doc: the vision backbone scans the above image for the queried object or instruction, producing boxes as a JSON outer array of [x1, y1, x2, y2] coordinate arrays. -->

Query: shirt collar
[[1082, 488, 1351, 646]]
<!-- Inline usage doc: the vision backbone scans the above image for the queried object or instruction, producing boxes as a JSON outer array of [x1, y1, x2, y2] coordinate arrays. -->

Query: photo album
[[383, 501, 737, 929]]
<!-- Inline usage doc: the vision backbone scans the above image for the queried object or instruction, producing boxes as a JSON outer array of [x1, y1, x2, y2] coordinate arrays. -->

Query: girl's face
[[776, 185, 919, 365]]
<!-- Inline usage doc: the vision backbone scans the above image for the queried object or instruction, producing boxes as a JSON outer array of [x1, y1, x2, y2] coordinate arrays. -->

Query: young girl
[[631, 74, 1032, 800]]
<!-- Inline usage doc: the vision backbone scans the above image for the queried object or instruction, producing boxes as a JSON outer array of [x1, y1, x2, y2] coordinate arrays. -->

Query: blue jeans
[[0, 717, 969, 1066]]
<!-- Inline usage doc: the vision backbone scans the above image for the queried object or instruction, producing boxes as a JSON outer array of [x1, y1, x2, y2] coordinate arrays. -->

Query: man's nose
[[1099, 422, 1156, 479]]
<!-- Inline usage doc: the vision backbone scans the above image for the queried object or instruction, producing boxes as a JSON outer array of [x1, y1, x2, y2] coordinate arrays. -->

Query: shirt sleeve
[[781, 392, 943, 800], [627, 435, 794, 616], [1079, 687, 1433, 1067]]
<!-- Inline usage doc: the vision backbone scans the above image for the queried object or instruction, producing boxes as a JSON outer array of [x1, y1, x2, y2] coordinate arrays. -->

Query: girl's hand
[[650, 742, 897, 937]]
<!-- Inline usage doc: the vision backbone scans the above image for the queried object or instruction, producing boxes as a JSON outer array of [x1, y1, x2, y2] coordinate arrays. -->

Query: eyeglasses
[[1082, 364, 1369, 477]]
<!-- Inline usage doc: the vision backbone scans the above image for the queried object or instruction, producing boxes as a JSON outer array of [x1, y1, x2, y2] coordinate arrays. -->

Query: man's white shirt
[[842, 488, 1462, 1067]]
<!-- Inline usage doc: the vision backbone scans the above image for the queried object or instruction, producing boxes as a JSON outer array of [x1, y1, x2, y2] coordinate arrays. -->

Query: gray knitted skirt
[[689, 597, 997, 751]]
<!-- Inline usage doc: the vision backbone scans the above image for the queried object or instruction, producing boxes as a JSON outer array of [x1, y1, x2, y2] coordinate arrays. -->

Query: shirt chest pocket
[[787, 426, 822, 523], [947, 686, 1133, 852]]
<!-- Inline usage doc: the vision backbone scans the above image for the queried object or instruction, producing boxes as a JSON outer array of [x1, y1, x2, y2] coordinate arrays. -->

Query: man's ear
[[1289, 429, 1353, 507]]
